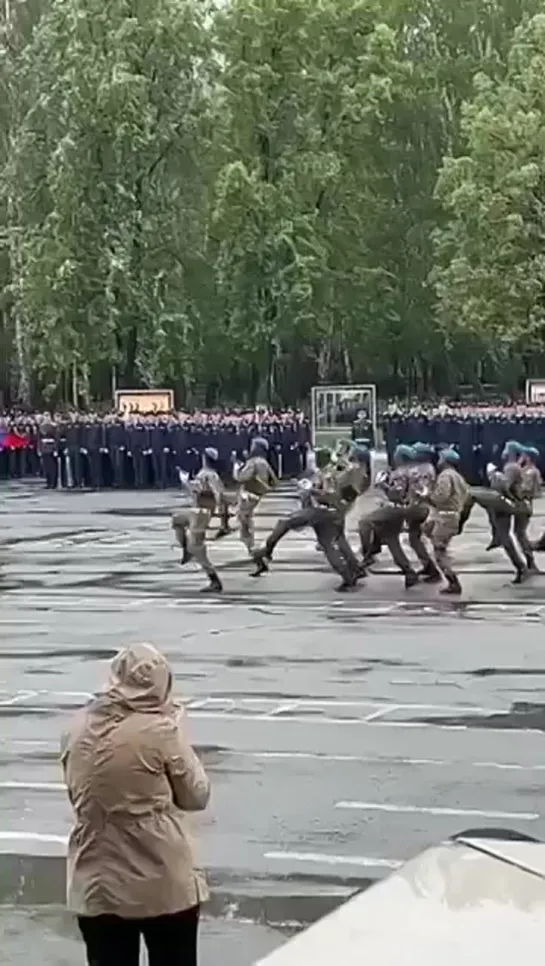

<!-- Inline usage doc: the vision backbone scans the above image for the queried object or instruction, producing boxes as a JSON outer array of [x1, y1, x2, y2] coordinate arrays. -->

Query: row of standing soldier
[[1, 418, 310, 488]]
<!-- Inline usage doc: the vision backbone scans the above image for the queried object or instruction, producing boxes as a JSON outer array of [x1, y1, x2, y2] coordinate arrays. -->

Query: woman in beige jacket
[[61, 642, 210, 966]]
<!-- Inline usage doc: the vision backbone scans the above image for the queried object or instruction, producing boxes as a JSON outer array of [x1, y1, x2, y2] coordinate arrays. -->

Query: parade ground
[[2, 480, 545, 962]]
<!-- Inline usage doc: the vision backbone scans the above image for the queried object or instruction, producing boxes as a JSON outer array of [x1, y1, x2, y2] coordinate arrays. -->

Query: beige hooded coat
[[61, 643, 210, 918]]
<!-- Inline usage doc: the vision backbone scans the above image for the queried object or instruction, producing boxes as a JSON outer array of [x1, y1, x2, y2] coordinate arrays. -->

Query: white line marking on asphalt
[[264, 851, 402, 870], [335, 801, 540, 820], [264, 703, 300, 718], [40, 694, 505, 715], [230, 751, 545, 771], [3, 745, 545, 773], [0, 691, 39, 707], [0, 781, 63, 792], [364, 705, 401, 722], [0, 831, 67, 845]]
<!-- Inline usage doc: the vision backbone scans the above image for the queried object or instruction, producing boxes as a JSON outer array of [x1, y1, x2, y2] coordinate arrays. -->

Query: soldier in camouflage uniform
[[424, 448, 469, 595], [251, 445, 368, 591], [406, 442, 441, 582], [234, 437, 278, 555], [516, 446, 541, 566], [483, 441, 528, 583], [171, 447, 225, 593], [358, 444, 419, 588]]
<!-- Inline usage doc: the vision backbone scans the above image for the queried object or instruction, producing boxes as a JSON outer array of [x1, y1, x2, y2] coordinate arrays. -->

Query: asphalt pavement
[[1, 478, 545, 963]]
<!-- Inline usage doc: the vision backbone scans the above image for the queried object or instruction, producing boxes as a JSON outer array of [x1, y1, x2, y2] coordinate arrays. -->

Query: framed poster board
[[115, 389, 174, 415], [525, 380, 545, 404], [310, 384, 377, 448]]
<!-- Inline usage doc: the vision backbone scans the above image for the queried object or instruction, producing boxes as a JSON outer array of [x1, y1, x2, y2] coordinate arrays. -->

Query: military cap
[[394, 444, 415, 461], [413, 441, 434, 456], [525, 445, 540, 460], [204, 446, 219, 462], [501, 440, 524, 459], [438, 447, 460, 463]]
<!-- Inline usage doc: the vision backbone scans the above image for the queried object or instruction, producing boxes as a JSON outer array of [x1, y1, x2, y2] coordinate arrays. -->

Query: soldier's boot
[[532, 532, 545, 552], [512, 567, 529, 585], [250, 547, 270, 577], [214, 526, 233, 540], [420, 561, 442, 583], [527, 556, 540, 575], [404, 570, 420, 589], [439, 575, 462, 596], [485, 524, 501, 551], [179, 534, 192, 566], [200, 572, 223, 593], [335, 577, 358, 593]]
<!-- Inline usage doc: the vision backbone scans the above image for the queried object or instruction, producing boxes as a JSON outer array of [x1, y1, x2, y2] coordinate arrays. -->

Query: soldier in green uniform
[[251, 445, 368, 591]]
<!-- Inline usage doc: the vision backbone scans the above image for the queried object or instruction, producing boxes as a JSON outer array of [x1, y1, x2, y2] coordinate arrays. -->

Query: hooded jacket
[[61, 643, 210, 918]]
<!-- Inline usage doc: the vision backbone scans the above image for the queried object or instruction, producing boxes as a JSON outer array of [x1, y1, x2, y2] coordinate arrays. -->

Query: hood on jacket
[[106, 643, 173, 712]]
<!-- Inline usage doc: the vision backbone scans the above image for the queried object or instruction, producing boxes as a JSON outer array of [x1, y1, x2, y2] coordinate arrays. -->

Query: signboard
[[310, 384, 377, 449], [115, 389, 174, 415], [525, 380, 545, 404]]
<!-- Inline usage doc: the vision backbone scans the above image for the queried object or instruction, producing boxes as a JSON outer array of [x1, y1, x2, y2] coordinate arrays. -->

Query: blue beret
[[438, 447, 460, 463], [504, 440, 524, 453], [526, 446, 540, 459], [413, 441, 434, 455], [394, 444, 415, 461], [502, 440, 523, 458], [204, 446, 219, 462]]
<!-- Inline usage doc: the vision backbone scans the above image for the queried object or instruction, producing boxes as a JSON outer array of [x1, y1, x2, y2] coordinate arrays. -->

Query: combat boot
[[335, 578, 357, 592], [512, 567, 529, 585], [200, 573, 223, 593], [533, 532, 545, 553], [404, 570, 419, 589], [250, 549, 270, 577], [420, 562, 442, 583], [439, 575, 462, 595], [214, 526, 233, 540], [180, 537, 192, 566]]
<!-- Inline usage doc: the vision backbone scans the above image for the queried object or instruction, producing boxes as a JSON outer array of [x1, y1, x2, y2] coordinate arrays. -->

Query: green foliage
[[1, 0, 544, 405]]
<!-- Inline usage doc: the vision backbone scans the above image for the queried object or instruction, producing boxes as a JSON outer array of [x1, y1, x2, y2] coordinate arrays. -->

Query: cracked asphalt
[[1, 479, 545, 963]]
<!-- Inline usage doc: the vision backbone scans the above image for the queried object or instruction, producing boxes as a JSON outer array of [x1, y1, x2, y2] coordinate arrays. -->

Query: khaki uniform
[[61, 644, 210, 919], [171, 467, 223, 578], [406, 461, 437, 572], [235, 455, 278, 553], [359, 465, 416, 580], [427, 465, 469, 579], [488, 460, 527, 575], [514, 464, 542, 566]]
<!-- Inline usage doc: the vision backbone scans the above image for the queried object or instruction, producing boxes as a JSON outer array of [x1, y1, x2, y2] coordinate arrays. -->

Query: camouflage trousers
[[359, 504, 415, 577], [236, 491, 261, 554], [405, 503, 434, 570], [424, 511, 459, 578], [171, 508, 217, 578]]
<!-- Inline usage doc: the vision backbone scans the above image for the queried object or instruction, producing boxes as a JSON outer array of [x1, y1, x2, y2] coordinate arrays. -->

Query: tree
[[433, 13, 545, 372], [208, 0, 415, 403], [3, 0, 212, 401]]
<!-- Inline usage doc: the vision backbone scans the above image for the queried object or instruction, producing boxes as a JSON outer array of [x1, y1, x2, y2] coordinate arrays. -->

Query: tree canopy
[[1, 0, 543, 406]]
